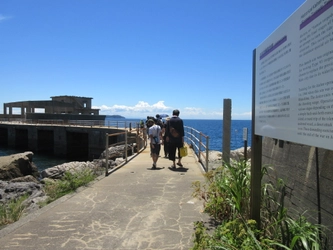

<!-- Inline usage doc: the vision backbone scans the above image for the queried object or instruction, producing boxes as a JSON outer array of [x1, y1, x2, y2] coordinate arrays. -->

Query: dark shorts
[[168, 141, 183, 161], [151, 144, 161, 155]]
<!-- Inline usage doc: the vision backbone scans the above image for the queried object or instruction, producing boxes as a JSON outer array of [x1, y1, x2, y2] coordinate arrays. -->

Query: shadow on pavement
[[168, 167, 189, 172], [146, 167, 165, 170]]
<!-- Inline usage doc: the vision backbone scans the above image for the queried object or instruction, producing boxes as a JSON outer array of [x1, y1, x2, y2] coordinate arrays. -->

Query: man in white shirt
[[149, 119, 163, 169]]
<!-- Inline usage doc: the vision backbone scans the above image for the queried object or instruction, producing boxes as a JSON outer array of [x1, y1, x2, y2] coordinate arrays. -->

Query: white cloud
[[182, 107, 216, 117], [93, 101, 173, 118], [94, 101, 251, 120], [0, 14, 12, 22]]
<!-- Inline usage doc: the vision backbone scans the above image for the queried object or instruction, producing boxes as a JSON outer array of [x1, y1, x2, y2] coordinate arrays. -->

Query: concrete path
[[0, 146, 209, 250]]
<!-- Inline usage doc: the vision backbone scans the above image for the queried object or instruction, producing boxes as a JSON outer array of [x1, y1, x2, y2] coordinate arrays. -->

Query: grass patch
[[40, 168, 97, 206], [0, 168, 98, 227], [0, 194, 29, 226], [191, 160, 327, 250]]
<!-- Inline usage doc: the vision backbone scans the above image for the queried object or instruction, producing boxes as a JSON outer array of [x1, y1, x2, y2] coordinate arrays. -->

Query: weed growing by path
[[191, 160, 326, 249], [0, 194, 29, 226], [41, 168, 97, 205]]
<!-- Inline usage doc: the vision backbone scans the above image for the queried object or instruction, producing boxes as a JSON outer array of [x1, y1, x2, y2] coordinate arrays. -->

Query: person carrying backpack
[[165, 109, 184, 169], [149, 118, 163, 169]]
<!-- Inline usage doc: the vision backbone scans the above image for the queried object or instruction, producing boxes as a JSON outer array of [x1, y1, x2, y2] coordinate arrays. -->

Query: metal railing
[[0, 118, 140, 131], [104, 127, 147, 176], [184, 126, 210, 172], [105, 120, 141, 130]]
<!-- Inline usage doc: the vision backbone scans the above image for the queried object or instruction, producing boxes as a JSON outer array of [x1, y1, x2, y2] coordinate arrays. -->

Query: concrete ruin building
[[0, 96, 105, 121]]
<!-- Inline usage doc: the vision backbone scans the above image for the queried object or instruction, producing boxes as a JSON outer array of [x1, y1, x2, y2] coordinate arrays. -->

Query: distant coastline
[[107, 115, 125, 119]]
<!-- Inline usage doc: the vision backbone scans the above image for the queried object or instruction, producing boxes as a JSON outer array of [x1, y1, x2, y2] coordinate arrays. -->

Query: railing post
[[105, 133, 109, 176], [191, 128, 194, 151], [136, 127, 139, 153], [205, 136, 209, 172], [199, 133, 202, 163], [125, 130, 128, 162]]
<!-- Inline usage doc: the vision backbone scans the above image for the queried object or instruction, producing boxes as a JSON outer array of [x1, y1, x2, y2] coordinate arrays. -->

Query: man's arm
[[159, 127, 163, 144], [149, 129, 154, 147]]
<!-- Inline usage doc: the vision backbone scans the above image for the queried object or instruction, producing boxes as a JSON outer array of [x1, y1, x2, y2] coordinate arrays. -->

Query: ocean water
[[0, 147, 68, 171], [106, 118, 252, 151], [183, 119, 252, 151], [0, 119, 251, 171]]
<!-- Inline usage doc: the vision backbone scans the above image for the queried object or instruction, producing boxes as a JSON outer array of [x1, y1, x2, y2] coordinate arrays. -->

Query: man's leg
[[176, 145, 183, 167], [152, 153, 158, 168], [152, 145, 161, 169], [168, 143, 176, 168]]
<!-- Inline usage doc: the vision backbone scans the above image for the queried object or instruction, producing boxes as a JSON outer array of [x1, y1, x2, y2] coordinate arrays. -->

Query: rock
[[208, 147, 252, 170], [0, 144, 132, 222], [115, 157, 125, 165], [11, 175, 39, 183], [0, 180, 44, 205], [208, 151, 222, 162], [0, 152, 40, 181], [23, 195, 49, 214], [92, 159, 117, 170], [41, 161, 97, 179], [230, 147, 251, 161], [100, 144, 134, 159]]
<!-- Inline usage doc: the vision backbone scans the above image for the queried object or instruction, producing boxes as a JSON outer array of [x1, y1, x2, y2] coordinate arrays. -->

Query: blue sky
[[0, 0, 306, 119]]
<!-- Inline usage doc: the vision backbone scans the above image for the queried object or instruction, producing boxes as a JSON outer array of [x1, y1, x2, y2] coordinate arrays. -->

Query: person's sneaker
[[152, 164, 156, 169]]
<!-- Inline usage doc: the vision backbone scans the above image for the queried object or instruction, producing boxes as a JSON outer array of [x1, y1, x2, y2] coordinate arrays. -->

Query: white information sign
[[255, 0, 333, 150]]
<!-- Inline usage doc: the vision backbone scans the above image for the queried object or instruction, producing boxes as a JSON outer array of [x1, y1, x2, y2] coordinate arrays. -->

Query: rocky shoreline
[[0, 144, 135, 218], [207, 147, 251, 169], [0, 146, 251, 224]]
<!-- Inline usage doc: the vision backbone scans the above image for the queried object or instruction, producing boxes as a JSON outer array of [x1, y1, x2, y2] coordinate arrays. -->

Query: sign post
[[243, 127, 248, 162], [222, 99, 231, 165]]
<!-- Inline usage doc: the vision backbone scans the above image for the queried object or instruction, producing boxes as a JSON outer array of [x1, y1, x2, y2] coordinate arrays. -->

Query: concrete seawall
[[0, 123, 137, 160]]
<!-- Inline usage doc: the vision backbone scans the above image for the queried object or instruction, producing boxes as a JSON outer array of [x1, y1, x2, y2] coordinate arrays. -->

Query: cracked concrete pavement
[[0, 146, 209, 250]]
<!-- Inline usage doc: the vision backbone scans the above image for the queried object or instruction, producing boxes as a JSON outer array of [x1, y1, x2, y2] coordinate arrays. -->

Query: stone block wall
[[261, 137, 333, 245]]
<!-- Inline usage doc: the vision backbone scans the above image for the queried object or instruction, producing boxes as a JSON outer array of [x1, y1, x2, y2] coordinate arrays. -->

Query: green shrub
[[0, 194, 29, 226], [282, 215, 323, 250], [192, 160, 251, 222], [191, 161, 326, 250], [42, 168, 96, 205], [0, 168, 97, 226], [192, 219, 275, 250]]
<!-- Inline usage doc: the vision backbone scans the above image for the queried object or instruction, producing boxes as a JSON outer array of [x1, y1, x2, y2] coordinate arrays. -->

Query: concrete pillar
[[54, 127, 67, 157], [222, 99, 231, 165], [89, 130, 106, 159], [7, 126, 15, 147], [28, 126, 38, 151]]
